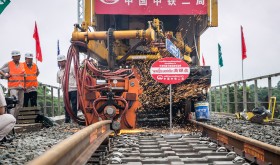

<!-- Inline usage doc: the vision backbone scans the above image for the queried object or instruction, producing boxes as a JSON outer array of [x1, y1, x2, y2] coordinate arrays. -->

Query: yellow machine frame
[[235, 97, 276, 122], [263, 97, 276, 122]]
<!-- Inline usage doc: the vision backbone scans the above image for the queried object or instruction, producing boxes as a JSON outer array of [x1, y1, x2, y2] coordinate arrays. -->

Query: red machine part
[[63, 42, 141, 129]]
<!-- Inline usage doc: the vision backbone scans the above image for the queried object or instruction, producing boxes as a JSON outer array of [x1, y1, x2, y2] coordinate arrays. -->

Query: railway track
[[27, 120, 112, 165], [27, 119, 280, 165], [192, 120, 280, 165]]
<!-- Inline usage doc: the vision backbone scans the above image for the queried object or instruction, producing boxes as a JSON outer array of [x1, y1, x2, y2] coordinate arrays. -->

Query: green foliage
[[211, 81, 280, 118], [0, 83, 7, 94], [37, 82, 64, 117], [1, 82, 64, 117]]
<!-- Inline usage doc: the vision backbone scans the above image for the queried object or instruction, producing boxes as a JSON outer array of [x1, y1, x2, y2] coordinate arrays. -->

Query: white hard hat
[[25, 52, 33, 59], [11, 50, 21, 57], [57, 54, 66, 62]]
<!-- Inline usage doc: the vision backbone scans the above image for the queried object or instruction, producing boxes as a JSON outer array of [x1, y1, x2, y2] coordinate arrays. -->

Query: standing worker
[[57, 55, 78, 123], [23, 52, 40, 107], [0, 50, 25, 120]]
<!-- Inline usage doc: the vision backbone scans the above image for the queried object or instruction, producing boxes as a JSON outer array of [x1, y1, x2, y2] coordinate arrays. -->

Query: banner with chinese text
[[95, 0, 207, 15]]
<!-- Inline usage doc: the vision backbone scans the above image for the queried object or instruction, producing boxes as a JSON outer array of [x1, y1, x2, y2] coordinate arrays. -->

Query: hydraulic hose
[[64, 41, 136, 126], [64, 44, 86, 124]]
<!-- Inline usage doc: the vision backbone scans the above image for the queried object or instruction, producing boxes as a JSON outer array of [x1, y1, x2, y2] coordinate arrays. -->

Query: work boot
[[0, 135, 15, 143]]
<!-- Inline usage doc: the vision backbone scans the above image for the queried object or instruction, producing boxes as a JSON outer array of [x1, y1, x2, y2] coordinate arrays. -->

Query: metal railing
[[1, 83, 64, 117], [38, 83, 64, 117], [209, 72, 280, 117]]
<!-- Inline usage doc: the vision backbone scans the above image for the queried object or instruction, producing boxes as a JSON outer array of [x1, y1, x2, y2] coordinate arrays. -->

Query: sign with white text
[[95, 0, 208, 15], [166, 39, 180, 58], [150, 57, 190, 84]]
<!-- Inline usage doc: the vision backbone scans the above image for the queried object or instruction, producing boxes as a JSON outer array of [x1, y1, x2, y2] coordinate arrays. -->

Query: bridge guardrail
[[209, 72, 280, 118]]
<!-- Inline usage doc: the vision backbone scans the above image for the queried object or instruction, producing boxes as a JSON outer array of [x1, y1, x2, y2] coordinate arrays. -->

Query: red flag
[[202, 54, 205, 66], [33, 21, 43, 62], [241, 26, 247, 60]]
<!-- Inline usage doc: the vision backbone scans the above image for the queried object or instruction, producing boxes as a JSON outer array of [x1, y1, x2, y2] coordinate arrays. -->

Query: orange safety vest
[[8, 61, 25, 88], [24, 63, 38, 88]]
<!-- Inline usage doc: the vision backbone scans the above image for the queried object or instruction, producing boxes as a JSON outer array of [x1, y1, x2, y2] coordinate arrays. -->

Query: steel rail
[[191, 120, 280, 165], [28, 120, 113, 165]]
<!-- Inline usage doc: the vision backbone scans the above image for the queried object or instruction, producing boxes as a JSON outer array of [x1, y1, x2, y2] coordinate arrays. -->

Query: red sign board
[[150, 57, 190, 84], [95, 0, 207, 15]]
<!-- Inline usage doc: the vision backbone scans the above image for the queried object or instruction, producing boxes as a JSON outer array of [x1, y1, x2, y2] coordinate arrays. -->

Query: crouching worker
[[0, 85, 16, 142]]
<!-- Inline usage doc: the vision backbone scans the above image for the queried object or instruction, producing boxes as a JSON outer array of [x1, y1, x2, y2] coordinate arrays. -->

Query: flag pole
[[202, 52, 203, 66], [219, 65, 220, 86], [218, 43, 223, 86], [242, 59, 244, 81], [241, 26, 244, 81], [33, 21, 42, 63], [241, 25, 247, 81]]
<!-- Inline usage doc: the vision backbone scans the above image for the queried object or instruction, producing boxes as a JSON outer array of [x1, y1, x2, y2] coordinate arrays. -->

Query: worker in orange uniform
[[23, 52, 40, 107], [57, 55, 78, 123], [0, 50, 25, 120]]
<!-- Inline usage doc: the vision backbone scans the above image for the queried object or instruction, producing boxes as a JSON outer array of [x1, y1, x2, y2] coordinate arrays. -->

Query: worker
[[0, 84, 16, 142], [23, 52, 40, 107], [57, 55, 78, 123], [0, 50, 25, 120]]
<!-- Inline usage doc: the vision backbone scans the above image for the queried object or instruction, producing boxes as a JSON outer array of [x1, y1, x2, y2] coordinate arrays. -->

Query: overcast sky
[[1, 0, 280, 87], [201, 0, 280, 86]]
